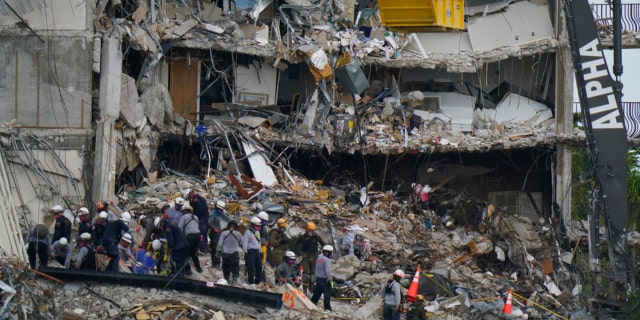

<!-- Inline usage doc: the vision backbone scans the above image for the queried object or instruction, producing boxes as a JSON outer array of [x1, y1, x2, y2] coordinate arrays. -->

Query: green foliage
[[571, 147, 640, 229]]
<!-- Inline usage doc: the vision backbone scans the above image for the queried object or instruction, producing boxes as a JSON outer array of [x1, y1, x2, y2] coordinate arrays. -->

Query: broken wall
[[0, 0, 91, 31], [0, 36, 93, 129]]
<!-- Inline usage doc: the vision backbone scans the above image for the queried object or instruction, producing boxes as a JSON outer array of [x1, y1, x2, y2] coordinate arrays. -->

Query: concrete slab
[[414, 92, 475, 132], [489, 93, 552, 125], [241, 141, 277, 187], [279, 284, 318, 311], [467, 1, 554, 52], [415, 32, 472, 54]]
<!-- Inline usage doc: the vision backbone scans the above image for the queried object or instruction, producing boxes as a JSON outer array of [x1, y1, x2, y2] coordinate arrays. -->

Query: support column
[[555, 2, 574, 225], [93, 29, 122, 203]]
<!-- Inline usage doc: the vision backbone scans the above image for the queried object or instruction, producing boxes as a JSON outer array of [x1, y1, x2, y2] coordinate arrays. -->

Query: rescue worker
[[77, 207, 92, 242], [275, 251, 298, 285], [118, 233, 136, 270], [92, 211, 109, 246], [51, 205, 71, 243], [50, 237, 72, 269], [269, 218, 289, 266], [341, 226, 356, 256], [165, 198, 184, 226], [295, 222, 325, 282], [257, 211, 270, 267], [147, 239, 168, 275], [406, 294, 428, 320], [161, 217, 189, 277], [178, 203, 203, 274], [185, 188, 210, 254], [208, 200, 225, 268], [144, 216, 164, 246], [216, 220, 242, 284], [74, 233, 96, 270], [310, 245, 334, 312], [243, 216, 263, 284], [101, 211, 131, 273], [380, 269, 404, 320], [96, 200, 117, 222], [26, 224, 50, 269]]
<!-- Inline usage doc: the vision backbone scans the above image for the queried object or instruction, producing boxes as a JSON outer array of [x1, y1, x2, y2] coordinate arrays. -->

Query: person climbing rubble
[[268, 218, 289, 266], [92, 211, 109, 246], [118, 233, 136, 271], [257, 211, 270, 267], [51, 204, 71, 244], [380, 269, 404, 320], [294, 222, 325, 284], [310, 245, 334, 312], [275, 251, 298, 285], [101, 211, 131, 273], [50, 237, 72, 269], [184, 188, 210, 254], [74, 232, 95, 270], [243, 216, 264, 285], [208, 200, 225, 268], [26, 224, 50, 269], [216, 220, 242, 285], [179, 202, 203, 274]]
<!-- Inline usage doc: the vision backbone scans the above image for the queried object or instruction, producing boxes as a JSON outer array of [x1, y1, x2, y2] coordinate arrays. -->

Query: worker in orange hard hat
[[293, 221, 325, 284], [268, 218, 290, 266]]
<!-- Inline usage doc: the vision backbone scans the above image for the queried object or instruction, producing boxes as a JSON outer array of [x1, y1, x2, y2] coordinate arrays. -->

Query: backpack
[[35, 224, 48, 238]]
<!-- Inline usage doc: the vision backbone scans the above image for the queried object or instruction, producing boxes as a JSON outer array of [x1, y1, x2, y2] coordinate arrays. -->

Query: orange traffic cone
[[503, 289, 513, 314], [406, 264, 421, 302]]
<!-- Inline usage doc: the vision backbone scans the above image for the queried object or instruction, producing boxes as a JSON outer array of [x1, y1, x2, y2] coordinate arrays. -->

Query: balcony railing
[[591, 3, 640, 34]]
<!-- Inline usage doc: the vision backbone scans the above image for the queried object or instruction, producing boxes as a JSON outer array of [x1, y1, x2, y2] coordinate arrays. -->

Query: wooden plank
[[169, 59, 198, 122]]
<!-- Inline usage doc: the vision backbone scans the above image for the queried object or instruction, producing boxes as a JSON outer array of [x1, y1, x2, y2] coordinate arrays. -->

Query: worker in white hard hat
[[165, 197, 184, 227], [380, 269, 405, 320], [92, 211, 109, 246], [117, 233, 136, 270], [184, 188, 210, 254], [275, 251, 298, 285], [49, 237, 72, 269], [178, 203, 203, 275], [77, 207, 92, 245], [74, 233, 95, 270], [243, 216, 264, 284], [100, 212, 130, 272], [310, 245, 334, 312], [51, 204, 71, 244], [208, 199, 226, 268], [257, 211, 270, 267]]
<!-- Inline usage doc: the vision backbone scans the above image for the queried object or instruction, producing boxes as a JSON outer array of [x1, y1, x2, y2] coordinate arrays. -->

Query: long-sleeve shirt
[[26, 228, 51, 246], [189, 194, 209, 223], [179, 213, 200, 235], [216, 229, 243, 253], [315, 254, 332, 279], [50, 241, 72, 268], [164, 223, 188, 250], [379, 279, 402, 307], [165, 207, 182, 226], [275, 261, 296, 282], [74, 246, 91, 269], [102, 220, 130, 243], [118, 243, 135, 263], [243, 229, 262, 253], [208, 211, 222, 233], [53, 215, 71, 243]]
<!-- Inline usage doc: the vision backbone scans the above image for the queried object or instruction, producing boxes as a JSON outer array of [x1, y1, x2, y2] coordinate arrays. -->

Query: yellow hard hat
[[277, 218, 287, 227], [306, 222, 316, 231]]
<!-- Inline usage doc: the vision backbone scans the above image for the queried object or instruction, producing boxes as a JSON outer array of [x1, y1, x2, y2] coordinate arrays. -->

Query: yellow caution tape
[[510, 291, 568, 320]]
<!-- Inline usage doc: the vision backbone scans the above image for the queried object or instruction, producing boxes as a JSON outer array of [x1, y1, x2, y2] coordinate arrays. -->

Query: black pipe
[[612, 0, 623, 79], [41, 268, 283, 309]]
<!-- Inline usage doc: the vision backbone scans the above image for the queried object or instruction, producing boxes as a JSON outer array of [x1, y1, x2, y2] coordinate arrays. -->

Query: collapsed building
[[1, 0, 640, 319]]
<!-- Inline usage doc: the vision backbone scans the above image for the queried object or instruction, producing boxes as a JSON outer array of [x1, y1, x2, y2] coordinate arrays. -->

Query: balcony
[[591, 3, 640, 48]]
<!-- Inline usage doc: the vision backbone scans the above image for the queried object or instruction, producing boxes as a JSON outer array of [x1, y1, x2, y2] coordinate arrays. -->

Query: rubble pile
[[92, 154, 590, 319]]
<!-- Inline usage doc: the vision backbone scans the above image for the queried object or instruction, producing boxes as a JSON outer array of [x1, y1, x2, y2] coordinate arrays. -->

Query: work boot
[[231, 277, 238, 285]]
